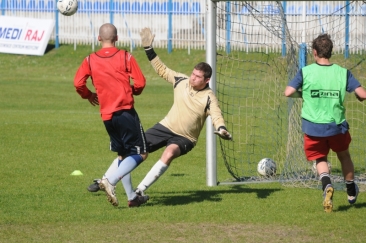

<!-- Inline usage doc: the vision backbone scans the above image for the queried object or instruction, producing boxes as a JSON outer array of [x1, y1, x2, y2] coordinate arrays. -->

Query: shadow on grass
[[45, 43, 56, 54], [336, 202, 366, 212], [147, 185, 282, 206]]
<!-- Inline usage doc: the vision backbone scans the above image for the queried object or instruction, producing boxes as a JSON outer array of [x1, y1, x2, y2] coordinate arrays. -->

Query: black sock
[[346, 180, 356, 196], [320, 173, 331, 191]]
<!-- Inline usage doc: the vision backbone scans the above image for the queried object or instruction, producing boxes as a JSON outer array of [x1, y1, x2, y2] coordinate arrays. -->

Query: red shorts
[[304, 132, 351, 161]]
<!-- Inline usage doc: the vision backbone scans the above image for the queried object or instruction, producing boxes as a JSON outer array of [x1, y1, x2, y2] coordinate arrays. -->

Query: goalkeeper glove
[[140, 27, 155, 50], [214, 128, 232, 141]]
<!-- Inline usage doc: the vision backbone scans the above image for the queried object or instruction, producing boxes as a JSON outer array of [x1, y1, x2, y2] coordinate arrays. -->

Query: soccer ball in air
[[57, 0, 78, 16], [257, 158, 277, 177]]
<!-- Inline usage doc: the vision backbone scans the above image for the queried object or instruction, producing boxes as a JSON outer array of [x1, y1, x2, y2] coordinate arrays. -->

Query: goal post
[[206, 0, 218, 187], [206, 1, 366, 190]]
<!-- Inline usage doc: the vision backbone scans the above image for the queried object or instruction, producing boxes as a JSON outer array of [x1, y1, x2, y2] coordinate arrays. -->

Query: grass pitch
[[0, 45, 365, 243]]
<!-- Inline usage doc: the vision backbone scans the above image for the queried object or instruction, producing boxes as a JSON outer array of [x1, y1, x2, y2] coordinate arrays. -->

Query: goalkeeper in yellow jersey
[[87, 28, 232, 201]]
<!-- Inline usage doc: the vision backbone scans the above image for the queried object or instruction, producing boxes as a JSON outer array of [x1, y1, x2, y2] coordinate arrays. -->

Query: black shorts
[[103, 108, 147, 156], [145, 123, 194, 155]]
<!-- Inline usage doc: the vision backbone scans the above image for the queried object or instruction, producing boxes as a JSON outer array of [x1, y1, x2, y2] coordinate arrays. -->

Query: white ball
[[257, 158, 276, 177], [57, 0, 78, 16]]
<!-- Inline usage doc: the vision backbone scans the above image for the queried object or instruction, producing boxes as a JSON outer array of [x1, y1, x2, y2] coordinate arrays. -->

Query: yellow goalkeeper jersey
[[150, 56, 226, 145]]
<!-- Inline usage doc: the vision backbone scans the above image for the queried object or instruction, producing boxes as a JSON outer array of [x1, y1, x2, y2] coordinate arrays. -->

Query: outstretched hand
[[214, 129, 233, 141], [140, 27, 155, 48], [88, 93, 99, 106]]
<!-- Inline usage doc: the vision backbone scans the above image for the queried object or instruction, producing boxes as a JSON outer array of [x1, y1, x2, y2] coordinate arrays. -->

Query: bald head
[[98, 23, 117, 44]]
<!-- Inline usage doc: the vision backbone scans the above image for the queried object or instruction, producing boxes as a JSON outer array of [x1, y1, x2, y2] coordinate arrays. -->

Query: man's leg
[[136, 159, 169, 193], [304, 134, 334, 213], [136, 144, 180, 194], [104, 157, 119, 178], [87, 157, 119, 192], [316, 157, 334, 213], [100, 154, 147, 207], [337, 149, 358, 204], [121, 173, 150, 207]]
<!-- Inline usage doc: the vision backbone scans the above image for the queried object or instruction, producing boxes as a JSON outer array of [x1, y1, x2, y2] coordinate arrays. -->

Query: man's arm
[[354, 86, 366, 101], [140, 27, 156, 61], [348, 70, 366, 102], [284, 86, 302, 98], [206, 91, 233, 140], [140, 27, 188, 85], [284, 69, 303, 98], [128, 53, 146, 96], [74, 58, 93, 99]]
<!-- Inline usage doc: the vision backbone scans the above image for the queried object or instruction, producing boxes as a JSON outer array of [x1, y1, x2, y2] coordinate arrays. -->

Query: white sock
[[137, 160, 168, 192], [121, 173, 136, 201], [103, 157, 119, 179], [103, 158, 137, 200], [108, 156, 139, 185]]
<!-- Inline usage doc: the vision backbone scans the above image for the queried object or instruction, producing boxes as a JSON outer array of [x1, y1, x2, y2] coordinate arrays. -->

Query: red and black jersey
[[74, 47, 146, 121]]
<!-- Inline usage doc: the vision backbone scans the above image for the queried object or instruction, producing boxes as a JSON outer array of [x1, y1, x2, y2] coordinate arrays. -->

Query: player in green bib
[[301, 64, 347, 125], [284, 34, 366, 212]]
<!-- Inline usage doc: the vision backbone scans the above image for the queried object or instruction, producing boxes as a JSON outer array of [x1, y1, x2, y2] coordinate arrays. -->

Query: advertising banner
[[0, 16, 54, 56]]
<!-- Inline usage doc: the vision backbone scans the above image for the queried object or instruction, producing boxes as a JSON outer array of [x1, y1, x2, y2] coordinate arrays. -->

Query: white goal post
[[206, 0, 218, 187]]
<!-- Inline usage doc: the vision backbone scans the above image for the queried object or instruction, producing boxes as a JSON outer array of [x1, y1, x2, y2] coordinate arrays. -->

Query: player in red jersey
[[74, 23, 149, 207]]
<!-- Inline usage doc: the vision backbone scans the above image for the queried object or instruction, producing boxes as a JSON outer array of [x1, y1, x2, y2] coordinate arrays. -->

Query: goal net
[[211, 1, 366, 190]]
